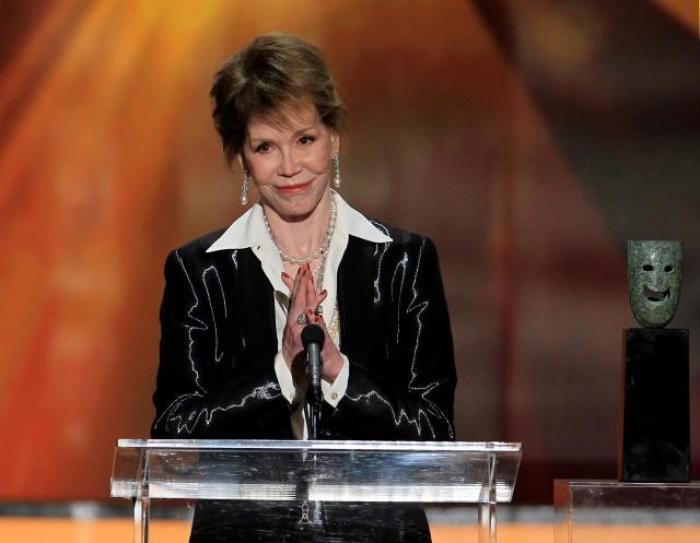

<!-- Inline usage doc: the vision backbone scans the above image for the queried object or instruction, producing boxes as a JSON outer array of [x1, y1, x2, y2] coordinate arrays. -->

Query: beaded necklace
[[263, 196, 337, 266]]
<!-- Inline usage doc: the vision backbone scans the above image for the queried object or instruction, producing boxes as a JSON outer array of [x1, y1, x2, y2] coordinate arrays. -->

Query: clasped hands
[[281, 263, 343, 387]]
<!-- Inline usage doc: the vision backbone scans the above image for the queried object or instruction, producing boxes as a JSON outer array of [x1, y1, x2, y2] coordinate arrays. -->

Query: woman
[[152, 33, 456, 542]]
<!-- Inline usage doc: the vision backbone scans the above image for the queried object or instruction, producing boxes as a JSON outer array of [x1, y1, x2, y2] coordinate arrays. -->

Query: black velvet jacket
[[152, 221, 456, 441]]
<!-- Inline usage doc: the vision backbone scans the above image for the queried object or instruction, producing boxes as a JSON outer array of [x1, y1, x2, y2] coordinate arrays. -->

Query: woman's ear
[[235, 153, 245, 171]]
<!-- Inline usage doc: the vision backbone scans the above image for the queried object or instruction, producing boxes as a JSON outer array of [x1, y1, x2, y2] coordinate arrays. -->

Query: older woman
[[152, 33, 456, 542]]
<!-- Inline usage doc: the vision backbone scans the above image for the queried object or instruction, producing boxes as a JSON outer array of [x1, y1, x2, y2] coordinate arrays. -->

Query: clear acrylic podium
[[111, 439, 521, 543]]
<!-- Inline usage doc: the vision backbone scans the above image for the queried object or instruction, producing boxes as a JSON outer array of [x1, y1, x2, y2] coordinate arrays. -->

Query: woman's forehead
[[247, 101, 321, 137]]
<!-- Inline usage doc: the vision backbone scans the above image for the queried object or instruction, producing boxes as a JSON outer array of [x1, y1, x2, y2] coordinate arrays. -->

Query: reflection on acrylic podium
[[111, 440, 521, 543]]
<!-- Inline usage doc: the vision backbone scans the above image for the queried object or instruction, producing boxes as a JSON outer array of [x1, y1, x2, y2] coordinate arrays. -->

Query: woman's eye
[[299, 135, 316, 145], [255, 142, 271, 153]]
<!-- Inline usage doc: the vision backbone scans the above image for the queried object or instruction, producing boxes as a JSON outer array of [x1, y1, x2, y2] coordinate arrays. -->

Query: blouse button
[[331, 392, 338, 401]]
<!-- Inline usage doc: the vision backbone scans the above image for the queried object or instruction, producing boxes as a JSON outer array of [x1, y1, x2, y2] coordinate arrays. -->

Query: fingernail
[[281, 272, 290, 279], [321, 289, 327, 295]]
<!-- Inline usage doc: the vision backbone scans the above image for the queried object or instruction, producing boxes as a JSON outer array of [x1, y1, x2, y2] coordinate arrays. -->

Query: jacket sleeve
[[324, 237, 457, 441], [151, 249, 291, 439]]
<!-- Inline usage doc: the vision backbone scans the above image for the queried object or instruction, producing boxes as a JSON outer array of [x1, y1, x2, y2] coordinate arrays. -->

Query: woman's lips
[[276, 180, 313, 194]]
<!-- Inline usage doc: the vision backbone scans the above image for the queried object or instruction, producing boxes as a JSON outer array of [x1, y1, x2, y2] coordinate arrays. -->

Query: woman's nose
[[278, 148, 302, 177]]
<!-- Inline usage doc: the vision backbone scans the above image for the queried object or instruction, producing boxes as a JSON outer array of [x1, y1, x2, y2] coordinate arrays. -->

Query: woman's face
[[239, 102, 339, 222]]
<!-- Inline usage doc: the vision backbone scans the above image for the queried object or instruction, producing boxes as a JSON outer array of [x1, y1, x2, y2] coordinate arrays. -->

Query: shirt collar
[[206, 204, 266, 253], [206, 191, 392, 253]]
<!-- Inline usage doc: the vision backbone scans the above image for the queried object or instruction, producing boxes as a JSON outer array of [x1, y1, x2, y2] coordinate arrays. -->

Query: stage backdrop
[[1, 0, 699, 502]]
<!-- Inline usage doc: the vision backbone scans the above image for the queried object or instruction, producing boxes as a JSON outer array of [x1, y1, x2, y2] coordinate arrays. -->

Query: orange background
[[1, 0, 699, 502]]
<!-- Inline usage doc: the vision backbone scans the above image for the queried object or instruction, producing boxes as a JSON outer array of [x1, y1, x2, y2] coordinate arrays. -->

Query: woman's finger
[[306, 264, 317, 292], [309, 289, 327, 312], [292, 265, 305, 295], [288, 265, 308, 321], [303, 266, 317, 310], [281, 271, 293, 291]]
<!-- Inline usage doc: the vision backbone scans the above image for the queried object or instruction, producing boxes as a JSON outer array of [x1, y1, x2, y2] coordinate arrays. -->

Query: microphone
[[301, 324, 325, 439], [301, 324, 325, 406]]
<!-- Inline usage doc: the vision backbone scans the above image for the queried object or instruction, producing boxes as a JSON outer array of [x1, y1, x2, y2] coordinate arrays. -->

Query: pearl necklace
[[263, 195, 337, 266]]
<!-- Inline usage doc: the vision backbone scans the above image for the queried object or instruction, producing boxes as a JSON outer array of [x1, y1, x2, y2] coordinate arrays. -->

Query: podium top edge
[[115, 439, 522, 453], [554, 479, 700, 487]]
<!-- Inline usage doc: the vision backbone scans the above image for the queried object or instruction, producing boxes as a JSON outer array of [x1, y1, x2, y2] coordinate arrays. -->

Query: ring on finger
[[296, 313, 308, 326]]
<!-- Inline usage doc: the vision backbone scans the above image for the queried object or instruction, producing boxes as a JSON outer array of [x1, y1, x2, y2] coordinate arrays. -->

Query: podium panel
[[111, 440, 521, 543], [555, 480, 700, 543]]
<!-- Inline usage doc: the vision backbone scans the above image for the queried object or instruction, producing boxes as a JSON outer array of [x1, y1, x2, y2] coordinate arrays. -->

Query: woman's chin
[[262, 186, 329, 223]]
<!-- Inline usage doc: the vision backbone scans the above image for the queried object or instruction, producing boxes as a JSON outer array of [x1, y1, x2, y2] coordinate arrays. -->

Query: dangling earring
[[332, 153, 341, 189], [240, 169, 249, 205]]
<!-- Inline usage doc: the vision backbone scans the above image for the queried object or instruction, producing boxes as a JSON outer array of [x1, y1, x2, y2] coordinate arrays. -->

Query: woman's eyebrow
[[292, 125, 316, 135], [248, 126, 316, 143], [246, 131, 275, 144]]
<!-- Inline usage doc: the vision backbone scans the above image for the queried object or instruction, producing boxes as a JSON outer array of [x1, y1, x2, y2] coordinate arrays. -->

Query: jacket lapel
[[337, 236, 377, 364], [230, 249, 278, 367]]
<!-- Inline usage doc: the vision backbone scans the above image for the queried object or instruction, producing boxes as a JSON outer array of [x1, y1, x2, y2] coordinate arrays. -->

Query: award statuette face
[[619, 240, 689, 482], [628, 240, 683, 328]]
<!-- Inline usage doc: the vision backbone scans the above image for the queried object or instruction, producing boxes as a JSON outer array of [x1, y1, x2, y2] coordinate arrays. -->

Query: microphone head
[[301, 323, 325, 349]]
